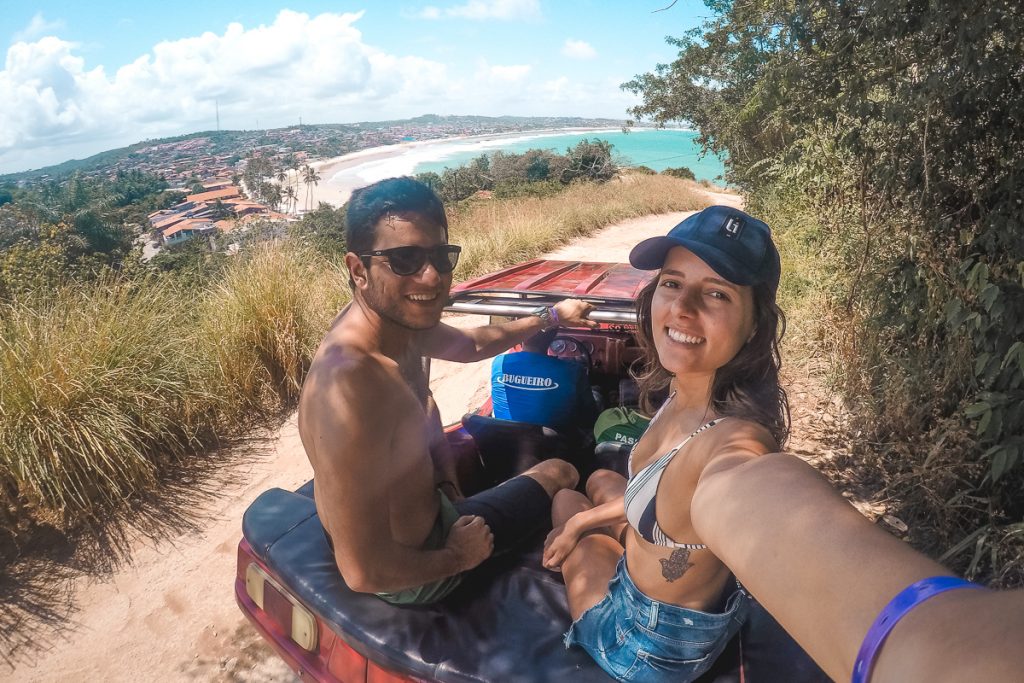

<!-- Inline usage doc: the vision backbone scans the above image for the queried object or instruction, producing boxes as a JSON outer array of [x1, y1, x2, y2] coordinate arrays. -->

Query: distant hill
[[0, 115, 624, 186]]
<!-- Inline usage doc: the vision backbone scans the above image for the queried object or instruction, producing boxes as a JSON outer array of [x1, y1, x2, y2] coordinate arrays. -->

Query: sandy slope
[[9, 189, 839, 683]]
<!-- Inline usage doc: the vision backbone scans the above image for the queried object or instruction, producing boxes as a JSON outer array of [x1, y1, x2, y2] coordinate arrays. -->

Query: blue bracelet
[[851, 575, 985, 683]]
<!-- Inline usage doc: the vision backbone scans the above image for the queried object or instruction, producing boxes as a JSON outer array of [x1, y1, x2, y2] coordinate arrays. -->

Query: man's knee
[[523, 458, 579, 498], [586, 468, 624, 503]]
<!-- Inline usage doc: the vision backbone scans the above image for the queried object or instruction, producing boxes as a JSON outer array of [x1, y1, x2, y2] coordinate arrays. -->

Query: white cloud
[[418, 6, 443, 20], [0, 10, 457, 172], [12, 12, 65, 43], [416, 0, 540, 20], [562, 39, 596, 60], [483, 63, 532, 81]]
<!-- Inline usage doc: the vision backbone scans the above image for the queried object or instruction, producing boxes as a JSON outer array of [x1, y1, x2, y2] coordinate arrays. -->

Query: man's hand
[[553, 298, 598, 329], [446, 515, 494, 571], [542, 520, 582, 571]]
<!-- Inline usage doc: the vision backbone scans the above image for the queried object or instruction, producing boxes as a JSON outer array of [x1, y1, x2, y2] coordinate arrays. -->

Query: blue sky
[[0, 1, 711, 173]]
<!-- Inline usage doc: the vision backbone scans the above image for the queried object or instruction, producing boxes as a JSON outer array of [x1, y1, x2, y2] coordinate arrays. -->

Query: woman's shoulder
[[699, 416, 778, 463]]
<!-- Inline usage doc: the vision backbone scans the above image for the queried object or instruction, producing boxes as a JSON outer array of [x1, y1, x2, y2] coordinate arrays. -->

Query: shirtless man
[[299, 177, 590, 605]]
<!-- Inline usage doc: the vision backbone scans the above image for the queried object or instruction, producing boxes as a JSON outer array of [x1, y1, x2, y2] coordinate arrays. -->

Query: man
[[491, 327, 599, 434], [298, 177, 593, 605]]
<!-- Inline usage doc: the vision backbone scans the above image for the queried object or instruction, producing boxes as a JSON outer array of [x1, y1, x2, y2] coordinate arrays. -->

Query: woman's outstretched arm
[[691, 452, 1024, 682]]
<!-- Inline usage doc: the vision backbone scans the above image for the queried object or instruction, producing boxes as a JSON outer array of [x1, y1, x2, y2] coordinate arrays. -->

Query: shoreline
[[291, 126, 664, 209]]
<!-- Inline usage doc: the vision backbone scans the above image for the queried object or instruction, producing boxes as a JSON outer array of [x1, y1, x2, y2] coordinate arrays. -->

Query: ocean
[[411, 128, 726, 182]]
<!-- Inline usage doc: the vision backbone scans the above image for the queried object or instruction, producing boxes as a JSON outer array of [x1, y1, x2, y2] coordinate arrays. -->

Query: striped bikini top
[[624, 396, 723, 549]]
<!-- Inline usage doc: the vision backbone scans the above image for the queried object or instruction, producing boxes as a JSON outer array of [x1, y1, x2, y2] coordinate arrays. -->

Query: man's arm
[[307, 355, 491, 593], [418, 298, 596, 363]]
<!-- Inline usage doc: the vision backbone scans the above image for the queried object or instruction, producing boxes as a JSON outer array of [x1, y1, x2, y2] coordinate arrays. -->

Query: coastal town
[[0, 114, 625, 255], [1, 115, 623, 188]]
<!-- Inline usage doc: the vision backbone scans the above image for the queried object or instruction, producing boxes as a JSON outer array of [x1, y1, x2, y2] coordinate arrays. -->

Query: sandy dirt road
[[5, 190, 861, 683]]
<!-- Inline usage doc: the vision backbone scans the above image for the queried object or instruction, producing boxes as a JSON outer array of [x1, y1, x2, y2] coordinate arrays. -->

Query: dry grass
[[196, 244, 348, 418], [451, 176, 706, 280], [0, 278, 221, 520]]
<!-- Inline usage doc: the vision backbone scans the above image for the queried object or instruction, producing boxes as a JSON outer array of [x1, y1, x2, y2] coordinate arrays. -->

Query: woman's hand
[[543, 519, 582, 571]]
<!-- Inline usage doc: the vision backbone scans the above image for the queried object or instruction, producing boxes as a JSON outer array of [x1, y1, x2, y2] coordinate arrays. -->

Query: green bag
[[593, 407, 651, 447]]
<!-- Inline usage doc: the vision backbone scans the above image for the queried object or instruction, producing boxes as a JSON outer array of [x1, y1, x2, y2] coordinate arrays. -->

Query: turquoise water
[[412, 129, 726, 183]]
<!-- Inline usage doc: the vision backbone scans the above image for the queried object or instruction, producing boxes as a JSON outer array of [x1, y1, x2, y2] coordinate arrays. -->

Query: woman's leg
[[561, 533, 624, 620], [552, 487, 624, 620], [585, 468, 628, 541]]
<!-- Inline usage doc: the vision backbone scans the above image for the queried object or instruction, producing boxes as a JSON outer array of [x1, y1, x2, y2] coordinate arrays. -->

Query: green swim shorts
[[375, 489, 463, 605]]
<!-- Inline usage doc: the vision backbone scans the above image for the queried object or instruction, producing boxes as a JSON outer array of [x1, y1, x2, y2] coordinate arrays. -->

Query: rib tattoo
[[660, 548, 694, 582]]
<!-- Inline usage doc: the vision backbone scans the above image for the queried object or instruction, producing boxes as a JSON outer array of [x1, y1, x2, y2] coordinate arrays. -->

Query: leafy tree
[[147, 234, 226, 285], [414, 171, 442, 191], [561, 139, 617, 183], [209, 199, 233, 220], [437, 154, 493, 203], [289, 203, 347, 258]]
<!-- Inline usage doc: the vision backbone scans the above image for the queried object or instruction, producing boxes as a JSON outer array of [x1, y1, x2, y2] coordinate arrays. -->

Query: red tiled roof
[[185, 187, 242, 203], [163, 219, 215, 238]]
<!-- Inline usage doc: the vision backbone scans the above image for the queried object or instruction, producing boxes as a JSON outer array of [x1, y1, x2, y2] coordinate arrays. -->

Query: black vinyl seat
[[594, 440, 633, 478], [242, 483, 829, 683], [461, 413, 574, 482]]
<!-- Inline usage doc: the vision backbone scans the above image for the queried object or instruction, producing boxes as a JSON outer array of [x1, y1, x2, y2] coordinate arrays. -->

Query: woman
[[543, 205, 787, 682]]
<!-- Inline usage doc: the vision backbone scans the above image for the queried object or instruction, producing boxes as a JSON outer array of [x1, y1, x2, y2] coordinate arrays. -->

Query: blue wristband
[[852, 575, 985, 683]]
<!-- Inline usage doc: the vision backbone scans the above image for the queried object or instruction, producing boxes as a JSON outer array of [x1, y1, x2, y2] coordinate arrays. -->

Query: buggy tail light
[[245, 563, 318, 651]]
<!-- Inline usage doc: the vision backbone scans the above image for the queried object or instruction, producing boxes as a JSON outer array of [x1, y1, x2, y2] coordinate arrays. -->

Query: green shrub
[[662, 166, 696, 181]]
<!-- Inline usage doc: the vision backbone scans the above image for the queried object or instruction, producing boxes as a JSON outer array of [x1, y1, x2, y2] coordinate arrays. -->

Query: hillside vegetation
[[0, 173, 705, 549], [626, 0, 1024, 584]]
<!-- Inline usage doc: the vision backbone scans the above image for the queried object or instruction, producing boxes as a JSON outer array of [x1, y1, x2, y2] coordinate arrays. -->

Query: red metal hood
[[447, 259, 653, 325], [451, 259, 652, 303]]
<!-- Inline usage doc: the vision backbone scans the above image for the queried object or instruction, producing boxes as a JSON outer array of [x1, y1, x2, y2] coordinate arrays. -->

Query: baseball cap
[[628, 205, 781, 288]]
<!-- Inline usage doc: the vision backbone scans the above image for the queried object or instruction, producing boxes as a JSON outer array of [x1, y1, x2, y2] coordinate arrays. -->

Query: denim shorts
[[564, 557, 749, 683]]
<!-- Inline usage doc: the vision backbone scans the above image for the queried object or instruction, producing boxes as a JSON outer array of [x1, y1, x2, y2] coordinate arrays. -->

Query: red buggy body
[[234, 260, 828, 682]]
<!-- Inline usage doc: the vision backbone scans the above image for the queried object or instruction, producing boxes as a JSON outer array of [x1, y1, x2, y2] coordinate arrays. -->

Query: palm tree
[[301, 165, 321, 212], [282, 186, 298, 214]]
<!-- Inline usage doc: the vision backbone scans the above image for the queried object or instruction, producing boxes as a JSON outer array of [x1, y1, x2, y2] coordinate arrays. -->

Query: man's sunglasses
[[359, 244, 462, 276]]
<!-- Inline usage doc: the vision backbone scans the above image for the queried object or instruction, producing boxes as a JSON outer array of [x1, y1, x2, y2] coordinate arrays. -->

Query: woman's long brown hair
[[630, 275, 790, 446]]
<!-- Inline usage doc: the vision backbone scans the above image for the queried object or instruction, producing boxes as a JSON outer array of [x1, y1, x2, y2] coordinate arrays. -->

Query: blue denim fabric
[[564, 557, 749, 683]]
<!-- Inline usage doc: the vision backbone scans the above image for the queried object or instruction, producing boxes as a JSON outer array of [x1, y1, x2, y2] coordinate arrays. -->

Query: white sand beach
[[289, 127, 623, 209]]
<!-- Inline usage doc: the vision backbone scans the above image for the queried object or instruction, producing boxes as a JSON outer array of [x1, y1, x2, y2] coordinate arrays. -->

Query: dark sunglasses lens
[[386, 247, 426, 276], [431, 246, 460, 274]]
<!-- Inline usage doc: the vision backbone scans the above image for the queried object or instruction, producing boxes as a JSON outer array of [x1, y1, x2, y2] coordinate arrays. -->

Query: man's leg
[[454, 458, 578, 554], [521, 457, 580, 497]]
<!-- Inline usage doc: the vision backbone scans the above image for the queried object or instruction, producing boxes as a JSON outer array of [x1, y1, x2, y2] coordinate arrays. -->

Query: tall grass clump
[[0, 277, 222, 523], [197, 243, 348, 418], [450, 175, 706, 279]]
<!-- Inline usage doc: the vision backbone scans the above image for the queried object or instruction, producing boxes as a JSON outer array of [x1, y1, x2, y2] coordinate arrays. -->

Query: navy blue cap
[[629, 205, 780, 289]]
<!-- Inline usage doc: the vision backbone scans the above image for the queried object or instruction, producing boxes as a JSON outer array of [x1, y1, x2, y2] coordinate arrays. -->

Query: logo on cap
[[722, 216, 744, 239]]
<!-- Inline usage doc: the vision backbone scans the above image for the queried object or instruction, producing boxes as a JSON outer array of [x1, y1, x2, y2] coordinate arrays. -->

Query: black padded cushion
[[462, 414, 571, 482], [242, 485, 828, 683]]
